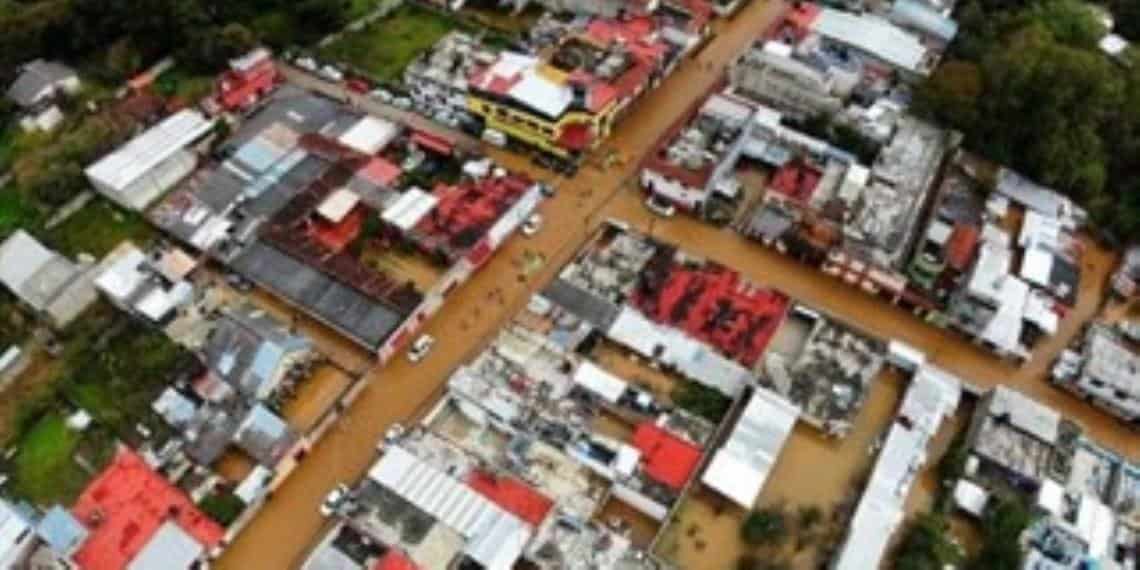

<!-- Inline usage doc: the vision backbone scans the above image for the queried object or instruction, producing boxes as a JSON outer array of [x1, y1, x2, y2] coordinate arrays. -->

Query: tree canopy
[[1, 0, 351, 80], [912, 0, 1140, 243]]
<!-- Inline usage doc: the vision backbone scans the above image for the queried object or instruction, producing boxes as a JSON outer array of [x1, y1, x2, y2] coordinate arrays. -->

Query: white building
[[0, 230, 100, 328], [0, 499, 36, 569], [85, 109, 215, 211], [702, 387, 800, 508]]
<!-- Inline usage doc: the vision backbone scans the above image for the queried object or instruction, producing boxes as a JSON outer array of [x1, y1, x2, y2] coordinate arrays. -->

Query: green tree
[[740, 506, 788, 547], [970, 497, 1033, 570], [894, 513, 961, 570]]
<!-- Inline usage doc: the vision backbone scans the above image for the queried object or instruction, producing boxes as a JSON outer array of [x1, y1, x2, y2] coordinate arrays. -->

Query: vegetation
[[894, 513, 964, 570], [44, 199, 154, 258], [199, 490, 247, 526], [671, 380, 732, 423], [912, 0, 1140, 243], [740, 506, 789, 547], [9, 413, 89, 505], [320, 4, 460, 81], [970, 496, 1033, 570], [0, 0, 353, 81]]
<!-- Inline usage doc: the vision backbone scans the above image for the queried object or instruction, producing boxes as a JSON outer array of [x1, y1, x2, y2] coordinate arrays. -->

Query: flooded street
[[218, 0, 1135, 566]]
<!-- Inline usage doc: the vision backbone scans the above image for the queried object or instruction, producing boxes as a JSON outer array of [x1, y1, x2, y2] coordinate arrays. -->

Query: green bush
[[740, 506, 788, 547], [199, 491, 246, 526]]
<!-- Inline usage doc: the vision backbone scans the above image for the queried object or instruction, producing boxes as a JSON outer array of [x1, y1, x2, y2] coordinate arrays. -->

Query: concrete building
[[85, 109, 215, 211], [964, 386, 1064, 488], [805, 7, 936, 79], [1052, 325, 1140, 425], [728, 41, 847, 120]]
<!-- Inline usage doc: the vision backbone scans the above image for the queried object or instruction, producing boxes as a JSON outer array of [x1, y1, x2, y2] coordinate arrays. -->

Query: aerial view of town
[[0, 0, 1137, 568]]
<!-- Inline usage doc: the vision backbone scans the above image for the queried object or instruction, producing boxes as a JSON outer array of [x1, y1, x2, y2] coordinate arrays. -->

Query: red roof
[[72, 448, 224, 570], [558, 122, 595, 152], [631, 423, 702, 491], [309, 207, 364, 253], [466, 470, 554, 527], [411, 131, 453, 156], [374, 550, 419, 570], [945, 224, 981, 271], [358, 157, 403, 187], [769, 160, 822, 202]]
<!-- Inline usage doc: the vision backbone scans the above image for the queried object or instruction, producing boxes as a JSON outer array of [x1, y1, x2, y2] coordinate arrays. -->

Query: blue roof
[[890, 0, 958, 42], [36, 506, 88, 555]]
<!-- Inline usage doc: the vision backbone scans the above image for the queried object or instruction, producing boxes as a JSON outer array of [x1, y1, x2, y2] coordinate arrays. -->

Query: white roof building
[[367, 446, 533, 570], [0, 230, 99, 327], [337, 116, 399, 155], [572, 361, 627, 404], [810, 9, 932, 76], [381, 188, 439, 232], [702, 388, 799, 508], [833, 365, 960, 570], [85, 109, 215, 211]]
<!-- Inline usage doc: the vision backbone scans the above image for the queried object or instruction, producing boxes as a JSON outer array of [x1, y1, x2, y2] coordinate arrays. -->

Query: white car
[[521, 213, 543, 236], [378, 423, 406, 453], [320, 65, 344, 82], [320, 484, 349, 517], [407, 334, 435, 363], [295, 56, 318, 72], [645, 195, 676, 218]]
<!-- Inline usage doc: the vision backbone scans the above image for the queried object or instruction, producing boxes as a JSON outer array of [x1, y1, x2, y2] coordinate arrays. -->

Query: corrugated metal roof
[[812, 9, 929, 74], [85, 109, 214, 194]]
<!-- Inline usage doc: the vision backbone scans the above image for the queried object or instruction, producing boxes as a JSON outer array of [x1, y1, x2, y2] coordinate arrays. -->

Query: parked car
[[377, 423, 406, 453], [645, 194, 676, 217], [320, 484, 350, 517], [538, 182, 556, 197], [482, 128, 508, 148], [295, 56, 318, 72], [407, 334, 436, 363], [320, 65, 344, 82], [370, 88, 394, 103], [522, 213, 543, 236], [346, 78, 371, 94]]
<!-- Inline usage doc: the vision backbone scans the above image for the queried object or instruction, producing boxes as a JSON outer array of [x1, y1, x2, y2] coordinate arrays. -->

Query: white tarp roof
[[953, 479, 988, 517], [85, 109, 213, 193], [1020, 244, 1054, 288], [381, 187, 438, 232], [812, 9, 930, 74], [316, 188, 361, 223], [368, 446, 531, 570], [702, 388, 799, 507], [572, 361, 627, 404], [1036, 478, 1064, 516], [337, 116, 399, 155]]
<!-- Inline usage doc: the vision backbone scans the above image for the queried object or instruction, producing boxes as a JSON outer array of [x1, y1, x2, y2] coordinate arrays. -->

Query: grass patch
[[320, 4, 460, 80], [9, 413, 88, 505], [671, 380, 732, 423], [44, 199, 154, 258], [154, 68, 214, 103], [199, 491, 247, 526], [0, 190, 42, 240]]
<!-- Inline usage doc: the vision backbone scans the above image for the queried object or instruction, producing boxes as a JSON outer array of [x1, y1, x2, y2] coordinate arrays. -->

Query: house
[[0, 230, 100, 328], [85, 109, 215, 211], [94, 242, 197, 325], [964, 386, 1062, 488], [1051, 325, 1140, 425], [202, 303, 314, 401], [214, 48, 278, 113], [5, 60, 81, 132], [1110, 246, 1140, 299], [702, 387, 799, 508]]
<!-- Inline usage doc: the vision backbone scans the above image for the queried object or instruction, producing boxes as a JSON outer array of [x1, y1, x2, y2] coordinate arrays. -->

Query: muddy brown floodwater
[[218, 0, 1136, 566]]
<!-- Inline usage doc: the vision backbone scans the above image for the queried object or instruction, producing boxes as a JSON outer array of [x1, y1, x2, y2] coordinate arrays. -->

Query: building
[[728, 41, 847, 120], [69, 448, 224, 570], [0, 230, 101, 328], [886, 0, 959, 48], [94, 242, 198, 325], [85, 109, 215, 211], [0, 498, 37, 569], [832, 364, 961, 570], [701, 387, 799, 508], [804, 6, 937, 79], [964, 386, 1064, 488], [1110, 246, 1140, 299], [5, 59, 81, 132], [214, 48, 279, 112], [467, 18, 670, 159], [1051, 325, 1140, 425], [202, 303, 315, 401], [505, 0, 657, 18]]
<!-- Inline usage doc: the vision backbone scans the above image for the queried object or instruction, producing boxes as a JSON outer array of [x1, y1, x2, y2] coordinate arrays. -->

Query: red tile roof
[[466, 470, 554, 527], [945, 224, 980, 271], [631, 423, 702, 491], [769, 160, 822, 202], [558, 122, 595, 151], [72, 448, 224, 570], [374, 550, 419, 570], [411, 131, 453, 156]]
